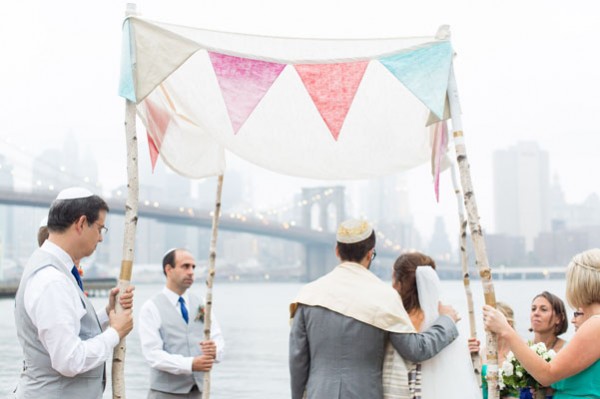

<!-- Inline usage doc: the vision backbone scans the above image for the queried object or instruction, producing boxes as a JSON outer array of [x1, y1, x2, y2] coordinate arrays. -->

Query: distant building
[[360, 175, 421, 252], [566, 193, 600, 228], [427, 216, 453, 261], [493, 142, 550, 251], [484, 233, 526, 267], [533, 226, 598, 266], [31, 133, 101, 195], [364, 175, 411, 225]]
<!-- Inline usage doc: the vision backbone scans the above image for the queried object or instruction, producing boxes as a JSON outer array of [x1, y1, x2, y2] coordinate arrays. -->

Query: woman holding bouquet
[[520, 291, 569, 399], [528, 291, 568, 353], [484, 248, 600, 399]]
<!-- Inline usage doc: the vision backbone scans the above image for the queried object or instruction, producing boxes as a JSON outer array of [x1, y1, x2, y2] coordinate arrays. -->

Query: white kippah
[[163, 247, 178, 258], [336, 219, 373, 244], [55, 187, 94, 200], [39, 216, 48, 228]]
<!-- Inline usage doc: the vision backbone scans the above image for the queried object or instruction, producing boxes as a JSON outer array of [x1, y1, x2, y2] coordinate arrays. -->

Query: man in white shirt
[[138, 248, 225, 399], [13, 187, 134, 399]]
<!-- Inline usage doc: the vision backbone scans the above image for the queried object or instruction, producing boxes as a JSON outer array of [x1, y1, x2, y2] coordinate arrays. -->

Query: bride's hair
[[392, 252, 436, 312]]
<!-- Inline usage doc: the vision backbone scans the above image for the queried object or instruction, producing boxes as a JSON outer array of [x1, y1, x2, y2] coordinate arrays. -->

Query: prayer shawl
[[290, 262, 419, 399]]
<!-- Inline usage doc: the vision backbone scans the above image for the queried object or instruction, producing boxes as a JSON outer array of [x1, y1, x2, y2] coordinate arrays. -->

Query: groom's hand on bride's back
[[438, 302, 460, 323]]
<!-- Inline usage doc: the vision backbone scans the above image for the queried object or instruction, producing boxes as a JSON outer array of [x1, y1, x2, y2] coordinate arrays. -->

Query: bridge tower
[[301, 186, 345, 280]]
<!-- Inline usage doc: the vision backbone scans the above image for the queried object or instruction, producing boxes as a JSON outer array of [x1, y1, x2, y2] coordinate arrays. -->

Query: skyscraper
[[493, 142, 550, 251]]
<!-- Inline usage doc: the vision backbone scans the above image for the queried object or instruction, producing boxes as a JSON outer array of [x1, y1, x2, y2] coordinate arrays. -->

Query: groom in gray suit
[[289, 219, 460, 399]]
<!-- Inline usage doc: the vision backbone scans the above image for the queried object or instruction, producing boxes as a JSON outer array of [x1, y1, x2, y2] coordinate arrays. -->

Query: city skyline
[[1, 133, 598, 267], [1, 134, 598, 236]]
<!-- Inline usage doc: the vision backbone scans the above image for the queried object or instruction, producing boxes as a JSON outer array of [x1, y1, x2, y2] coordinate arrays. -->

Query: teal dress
[[482, 364, 519, 399], [551, 359, 600, 398], [482, 364, 488, 399]]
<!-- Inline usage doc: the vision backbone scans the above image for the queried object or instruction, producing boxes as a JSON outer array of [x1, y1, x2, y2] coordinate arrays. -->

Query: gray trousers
[[147, 386, 201, 399]]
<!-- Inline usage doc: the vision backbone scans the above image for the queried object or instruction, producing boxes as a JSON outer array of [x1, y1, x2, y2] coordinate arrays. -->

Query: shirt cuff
[[105, 327, 120, 348], [184, 356, 194, 374]]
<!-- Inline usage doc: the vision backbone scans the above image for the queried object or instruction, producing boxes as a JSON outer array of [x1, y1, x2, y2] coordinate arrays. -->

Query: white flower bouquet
[[499, 342, 556, 398]]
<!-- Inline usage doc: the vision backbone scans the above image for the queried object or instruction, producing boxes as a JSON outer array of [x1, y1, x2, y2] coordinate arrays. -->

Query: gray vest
[[14, 249, 105, 399], [150, 292, 205, 394]]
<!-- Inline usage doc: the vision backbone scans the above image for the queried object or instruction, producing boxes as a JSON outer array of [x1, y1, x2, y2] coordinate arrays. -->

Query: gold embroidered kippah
[[336, 219, 373, 244]]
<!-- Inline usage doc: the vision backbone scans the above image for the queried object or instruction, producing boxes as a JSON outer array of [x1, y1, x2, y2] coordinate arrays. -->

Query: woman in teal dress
[[551, 356, 600, 398], [484, 248, 600, 399]]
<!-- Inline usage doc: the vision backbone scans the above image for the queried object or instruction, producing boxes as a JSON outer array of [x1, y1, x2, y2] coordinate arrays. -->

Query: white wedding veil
[[415, 266, 482, 399]]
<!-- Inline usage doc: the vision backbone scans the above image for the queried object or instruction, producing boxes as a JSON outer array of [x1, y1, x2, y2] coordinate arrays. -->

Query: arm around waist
[[390, 315, 458, 363]]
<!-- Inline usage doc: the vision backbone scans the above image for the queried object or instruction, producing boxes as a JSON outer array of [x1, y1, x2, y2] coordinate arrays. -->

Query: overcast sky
[[1, 0, 598, 241]]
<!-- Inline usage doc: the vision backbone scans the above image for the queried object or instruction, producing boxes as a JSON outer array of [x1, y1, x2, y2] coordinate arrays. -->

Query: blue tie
[[178, 297, 189, 324], [71, 265, 84, 291]]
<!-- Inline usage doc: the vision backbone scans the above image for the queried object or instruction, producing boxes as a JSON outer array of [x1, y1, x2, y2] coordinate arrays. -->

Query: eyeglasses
[[371, 249, 377, 260], [573, 311, 584, 318], [94, 222, 108, 236]]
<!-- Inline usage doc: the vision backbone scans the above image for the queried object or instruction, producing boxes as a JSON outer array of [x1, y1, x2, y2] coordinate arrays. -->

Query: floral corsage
[[194, 304, 206, 323]]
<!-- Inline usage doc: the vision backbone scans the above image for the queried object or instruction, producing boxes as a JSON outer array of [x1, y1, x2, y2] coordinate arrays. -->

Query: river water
[[0, 279, 571, 398]]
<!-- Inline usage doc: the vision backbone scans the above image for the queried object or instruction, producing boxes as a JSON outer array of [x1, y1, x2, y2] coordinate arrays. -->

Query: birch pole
[[202, 174, 224, 399], [112, 97, 139, 398], [447, 64, 499, 399], [450, 162, 482, 385]]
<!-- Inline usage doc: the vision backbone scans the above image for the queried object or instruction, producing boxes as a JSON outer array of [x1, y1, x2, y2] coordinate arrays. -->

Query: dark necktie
[[71, 265, 84, 291], [178, 296, 189, 324]]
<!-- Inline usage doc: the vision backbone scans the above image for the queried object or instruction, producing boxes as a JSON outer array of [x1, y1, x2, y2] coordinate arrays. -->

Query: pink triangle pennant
[[209, 52, 286, 134], [431, 120, 448, 202], [147, 132, 160, 172], [295, 61, 369, 141], [143, 98, 171, 171]]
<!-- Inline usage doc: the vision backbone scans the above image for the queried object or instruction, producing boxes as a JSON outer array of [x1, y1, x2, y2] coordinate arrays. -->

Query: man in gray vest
[[138, 248, 225, 399], [14, 187, 134, 398], [289, 219, 460, 399]]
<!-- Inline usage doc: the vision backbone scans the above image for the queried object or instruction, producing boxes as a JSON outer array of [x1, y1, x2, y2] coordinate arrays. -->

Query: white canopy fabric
[[119, 16, 453, 180]]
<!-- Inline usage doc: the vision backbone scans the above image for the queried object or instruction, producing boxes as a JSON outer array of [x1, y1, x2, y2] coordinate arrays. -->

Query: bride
[[391, 252, 481, 399]]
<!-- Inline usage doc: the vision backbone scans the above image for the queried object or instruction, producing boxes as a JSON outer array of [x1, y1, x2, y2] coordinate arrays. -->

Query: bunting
[[431, 120, 448, 202], [294, 61, 369, 141], [142, 97, 172, 171], [118, 19, 136, 102], [121, 18, 202, 103], [120, 16, 454, 180], [209, 52, 286, 134], [147, 133, 160, 172], [380, 42, 453, 119]]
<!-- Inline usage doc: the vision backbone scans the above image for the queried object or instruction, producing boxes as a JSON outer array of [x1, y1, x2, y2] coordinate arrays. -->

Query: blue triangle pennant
[[380, 41, 453, 119], [118, 19, 136, 102]]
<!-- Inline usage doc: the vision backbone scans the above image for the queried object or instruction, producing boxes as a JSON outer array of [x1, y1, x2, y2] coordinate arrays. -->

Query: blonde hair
[[496, 302, 515, 328], [566, 248, 600, 308]]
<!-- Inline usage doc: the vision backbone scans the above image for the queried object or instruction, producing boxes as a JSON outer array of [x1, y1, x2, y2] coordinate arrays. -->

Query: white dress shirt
[[138, 287, 225, 375], [23, 240, 119, 377]]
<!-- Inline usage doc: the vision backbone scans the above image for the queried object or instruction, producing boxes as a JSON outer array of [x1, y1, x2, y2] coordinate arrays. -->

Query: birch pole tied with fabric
[[447, 65, 499, 399], [450, 162, 482, 385], [201, 174, 224, 399], [112, 98, 139, 399]]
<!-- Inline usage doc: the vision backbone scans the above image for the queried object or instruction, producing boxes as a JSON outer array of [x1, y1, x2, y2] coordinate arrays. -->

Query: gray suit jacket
[[289, 305, 458, 399]]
